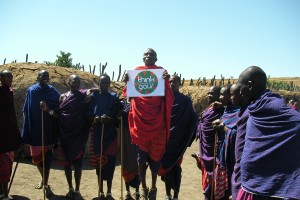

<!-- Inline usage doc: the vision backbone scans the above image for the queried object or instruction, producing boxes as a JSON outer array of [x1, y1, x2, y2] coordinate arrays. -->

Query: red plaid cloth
[[214, 164, 228, 200], [89, 127, 117, 167], [0, 152, 14, 184]]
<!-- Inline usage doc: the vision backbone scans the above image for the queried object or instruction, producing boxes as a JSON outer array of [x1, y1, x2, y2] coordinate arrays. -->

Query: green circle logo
[[134, 71, 158, 94]]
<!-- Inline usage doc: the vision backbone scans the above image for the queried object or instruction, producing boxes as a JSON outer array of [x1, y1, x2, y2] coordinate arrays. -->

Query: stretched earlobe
[[248, 81, 252, 91]]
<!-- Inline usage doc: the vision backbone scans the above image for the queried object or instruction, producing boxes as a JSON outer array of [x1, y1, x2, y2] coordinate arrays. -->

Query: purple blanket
[[241, 90, 300, 199], [231, 107, 248, 200], [197, 105, 224, 174], [59, 89, 91, 161]]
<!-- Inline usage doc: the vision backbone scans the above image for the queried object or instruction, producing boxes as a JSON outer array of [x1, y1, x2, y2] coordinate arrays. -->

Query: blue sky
[[1, 0, 299, 80]]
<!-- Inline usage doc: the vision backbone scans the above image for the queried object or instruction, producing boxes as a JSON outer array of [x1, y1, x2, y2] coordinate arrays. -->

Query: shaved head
[[238, 66, 267, 104]]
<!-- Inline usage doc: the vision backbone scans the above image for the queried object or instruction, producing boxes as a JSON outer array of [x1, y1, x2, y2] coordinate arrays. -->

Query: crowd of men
[[0, 48, 299, 200]]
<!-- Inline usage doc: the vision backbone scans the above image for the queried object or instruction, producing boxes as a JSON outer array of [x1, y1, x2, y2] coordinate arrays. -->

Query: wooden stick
[[98, 123, 105, 198], [42, 110, 46, 200], [211, 131, 217, 200], [120, 114, 124, 199]]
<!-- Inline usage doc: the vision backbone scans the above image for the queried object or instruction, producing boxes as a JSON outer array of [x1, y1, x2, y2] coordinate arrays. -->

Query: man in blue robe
[[159, 75, 198, 200], [22, 70, 60, 198], [86, 74, 120, 200]]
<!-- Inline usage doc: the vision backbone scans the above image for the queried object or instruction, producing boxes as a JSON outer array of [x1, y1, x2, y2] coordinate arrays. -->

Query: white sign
[[127, 69, 165, 97]]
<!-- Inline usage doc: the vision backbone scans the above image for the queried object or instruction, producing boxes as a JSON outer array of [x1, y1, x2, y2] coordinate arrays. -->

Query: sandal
[[106, 193, 115, 200], [35, 181, 43, 189], [124, 192, 134, 200], [74, 190, 84, 200], [148, 188, 157, 200], [45, 185, 54, 198], [139, 188, 148, 200], [66, 189, 75, 199]]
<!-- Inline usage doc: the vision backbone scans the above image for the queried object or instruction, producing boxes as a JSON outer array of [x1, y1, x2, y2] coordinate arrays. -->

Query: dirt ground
[[8, 141, 204, 200]]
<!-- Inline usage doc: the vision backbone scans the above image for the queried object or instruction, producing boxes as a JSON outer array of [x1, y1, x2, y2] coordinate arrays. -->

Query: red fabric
[[122, 167, 136, 183], [0, 153, 13, 184], [89, 128, 117, 167], [30, 145, 52, 164], [124, 65, 174, 146], [55, 143, 83, 166], [214, 164, 228, 200], [201, 159, 208, 190], [236, 187, 254, 200], [158, 156, 183, 176]]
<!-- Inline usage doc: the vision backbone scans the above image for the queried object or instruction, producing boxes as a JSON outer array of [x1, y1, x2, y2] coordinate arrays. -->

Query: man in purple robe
[[159, 75, 198, 200], [229, 84, 248, 200], [0, 70, 22, 200], [213, 84, 239, 200], [41, 74, 95, 199], [196, 86, 224, 200], [237, 66, 300, 199], [22, 70, 60, 198]]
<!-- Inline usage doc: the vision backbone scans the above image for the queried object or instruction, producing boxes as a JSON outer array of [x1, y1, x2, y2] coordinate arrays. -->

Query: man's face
[[38, 71, 50, 85], [69, 76, 81, 92], [220, 87, 231, 106], [143, 49, 157, 66], [0, 72, 13, 87], [169, 77, 180, 93], [230, 85, 241, 106], [100, 76, 110, 92], [207, 87, 220, 104], [238, 80, 251, 104]]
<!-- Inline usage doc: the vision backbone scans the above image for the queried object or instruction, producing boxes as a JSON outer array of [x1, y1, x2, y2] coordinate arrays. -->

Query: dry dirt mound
[[1, 62, 299, 130]]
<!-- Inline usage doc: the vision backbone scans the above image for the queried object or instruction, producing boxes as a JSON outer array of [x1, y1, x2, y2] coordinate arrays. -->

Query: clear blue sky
[[1, 0, 299, 79]]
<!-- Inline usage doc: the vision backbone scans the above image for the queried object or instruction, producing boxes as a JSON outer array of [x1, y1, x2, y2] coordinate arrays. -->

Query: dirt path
[[9, 141, 204, 200]]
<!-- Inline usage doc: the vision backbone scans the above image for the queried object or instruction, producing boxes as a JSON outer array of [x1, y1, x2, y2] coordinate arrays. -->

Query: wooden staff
[[120, 114, 124, 200], [98, 123, 105, 198], [211, 131, 218, 200], [42, 110, 46, 200]]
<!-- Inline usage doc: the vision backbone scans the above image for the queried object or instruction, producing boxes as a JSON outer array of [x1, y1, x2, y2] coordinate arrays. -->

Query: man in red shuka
[[123, 48, 174, 200]]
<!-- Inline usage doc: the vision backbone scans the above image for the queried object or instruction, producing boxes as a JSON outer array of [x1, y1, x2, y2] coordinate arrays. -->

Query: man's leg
[[164, 177, 172, 199], [43, 150, 54, 198], [64, 165, 73, 189], [64, 164, 75, 199], [0, 184, 3, 199], [96, 168, 105, 199], [1, 183, 8, 199]]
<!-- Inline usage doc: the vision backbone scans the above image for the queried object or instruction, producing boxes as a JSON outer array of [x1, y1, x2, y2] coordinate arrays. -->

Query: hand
[[85, 88, 99, 103], [101, 114, 111, 124], [162, 70, 170, 80], [206, 175, 212, 184], [191, 153, 202, 170], [40, 101, 49, 112], [123, 73, 129, 83], [212, 119, 224, 132], [93, 115, 101, 124], [211, 101, 222, 109]]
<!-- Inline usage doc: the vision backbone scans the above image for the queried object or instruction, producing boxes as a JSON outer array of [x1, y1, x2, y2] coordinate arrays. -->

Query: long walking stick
[[98, 123, 105, 198], [42, 110, 46, 200], [8, 145, 23, 194], [211, 131, 217, 200], [120, 114, 124, 200]]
